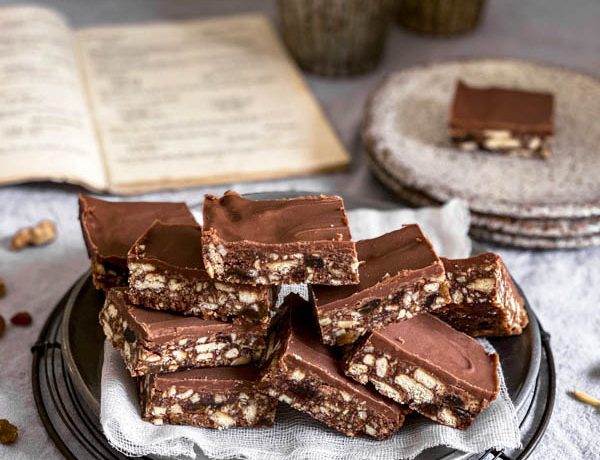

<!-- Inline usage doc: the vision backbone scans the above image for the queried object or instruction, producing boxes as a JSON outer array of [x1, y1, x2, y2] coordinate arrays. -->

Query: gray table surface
[[1, 1, 599, 459]]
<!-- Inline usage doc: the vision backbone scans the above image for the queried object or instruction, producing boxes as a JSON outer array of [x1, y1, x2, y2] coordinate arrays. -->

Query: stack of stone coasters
[[80, 195, 277, 430]]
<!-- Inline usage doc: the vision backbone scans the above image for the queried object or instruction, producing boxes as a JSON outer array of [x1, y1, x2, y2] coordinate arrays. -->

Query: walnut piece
[[11, 220, 57, 250]]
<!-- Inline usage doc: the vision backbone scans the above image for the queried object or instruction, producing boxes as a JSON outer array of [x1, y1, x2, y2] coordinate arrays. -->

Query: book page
[[76, 15, 350, 193], [0, 6, 106, 190]]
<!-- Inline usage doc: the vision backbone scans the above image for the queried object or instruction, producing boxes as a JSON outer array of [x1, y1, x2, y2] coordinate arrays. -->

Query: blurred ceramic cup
[[396, 0, 486, 35], [277, 0, 393, 77]]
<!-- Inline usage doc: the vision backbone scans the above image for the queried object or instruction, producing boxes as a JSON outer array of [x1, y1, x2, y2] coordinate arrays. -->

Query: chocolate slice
[[260, 294, 408, 439], [139, 365, 277, 429], [100, 288, 266, 376], [345, 313, 499, 429], [434, 253, 529, 336], [202, 191, 359, 285], [128, 221, 273, 325], [312, 225, 450, 345], [449, 80, 554, 158], [79, 195, 196, 289]]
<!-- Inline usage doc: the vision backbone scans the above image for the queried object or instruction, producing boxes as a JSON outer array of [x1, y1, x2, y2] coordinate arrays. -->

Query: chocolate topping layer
[[79, 195, 195, 268], [313, 225, 441, 308], [279, 294, 404, 419], [372, 313, 498, 398], [106, 288, 263, 344], [443, 252, 498, 271], [152, 365, 262, 392], [131, 221, 207, 277], [203, 191, 352, 244], [450, 80, 554, 135]]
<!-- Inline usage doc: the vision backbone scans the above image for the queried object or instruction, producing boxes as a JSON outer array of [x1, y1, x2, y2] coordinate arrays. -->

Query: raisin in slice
[[443, 394, 464, 407], [357, 299, 380, 314], [123, 327, 136, 343], [288, 380, 319, 400], [305, 255, 324, 269]]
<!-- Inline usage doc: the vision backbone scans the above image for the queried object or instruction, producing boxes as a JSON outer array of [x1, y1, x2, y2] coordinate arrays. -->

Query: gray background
[[0, 1, 599, 459]]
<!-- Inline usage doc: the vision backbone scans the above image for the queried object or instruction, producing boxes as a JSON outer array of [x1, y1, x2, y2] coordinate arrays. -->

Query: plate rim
[[61, 271, 100, 416]]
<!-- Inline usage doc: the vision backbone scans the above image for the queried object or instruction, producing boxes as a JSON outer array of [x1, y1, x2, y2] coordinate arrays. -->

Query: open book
[[0, 6, 350, 193]]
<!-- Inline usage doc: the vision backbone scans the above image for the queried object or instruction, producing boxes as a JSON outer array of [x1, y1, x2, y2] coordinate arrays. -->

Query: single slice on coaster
[[128, 222, 274, 326], [202, 191, 359, 285], [79, 195, 196, 289], [261, 294, 408, 440], [312, 225, 450, 346], [449, 80, 554, 159], [139, 365, 277, 429], [433, 253, 529, 336], [100, 288, 266, 376], [345, 313, 499, 429]]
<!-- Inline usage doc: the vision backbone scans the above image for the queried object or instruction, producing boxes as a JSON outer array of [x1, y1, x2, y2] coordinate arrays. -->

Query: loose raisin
[[0, 419, 18, 444], [10, 312, 32, 326]]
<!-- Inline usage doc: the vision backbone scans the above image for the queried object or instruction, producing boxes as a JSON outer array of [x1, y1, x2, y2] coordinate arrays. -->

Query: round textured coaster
[[363, 59, 600, 219], [366, 148, 600, 248]]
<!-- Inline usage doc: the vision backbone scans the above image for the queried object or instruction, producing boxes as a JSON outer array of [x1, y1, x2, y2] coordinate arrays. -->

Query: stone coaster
[[470, 213, 600, 239], [469, 227, 600, 250], [364, 59, 600, 219]]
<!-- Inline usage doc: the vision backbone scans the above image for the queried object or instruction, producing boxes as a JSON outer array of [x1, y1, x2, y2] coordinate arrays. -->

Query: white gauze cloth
[[100, 199, 521, 459]]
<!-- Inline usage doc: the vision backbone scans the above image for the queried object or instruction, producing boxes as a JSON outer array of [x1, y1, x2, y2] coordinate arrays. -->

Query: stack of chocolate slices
[[79, 191, 528, 439]]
